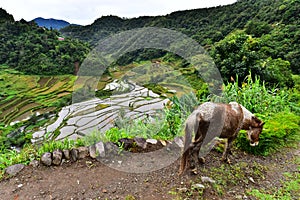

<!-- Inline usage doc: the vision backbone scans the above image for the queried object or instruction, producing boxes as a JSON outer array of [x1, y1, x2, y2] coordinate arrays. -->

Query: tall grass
[[207, 74, 300, 155], [211, 74, 290, 115]]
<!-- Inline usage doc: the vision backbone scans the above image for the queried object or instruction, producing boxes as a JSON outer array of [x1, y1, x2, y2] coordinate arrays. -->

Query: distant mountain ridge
[[33, 17, 71, 30], [0, 8, 14, 23]]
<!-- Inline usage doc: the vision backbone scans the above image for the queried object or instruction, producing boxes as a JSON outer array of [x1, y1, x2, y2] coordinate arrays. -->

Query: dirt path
[[0, 144, 299, 200]]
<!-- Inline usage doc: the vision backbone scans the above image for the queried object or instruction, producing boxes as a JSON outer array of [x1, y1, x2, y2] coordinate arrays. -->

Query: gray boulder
[[78, 146, 89, 159], [95, 141, 106, 158], [29, 160, 39, 168], [52, 150, 63, 165], [63, 149, 70, 160], [41, 152, 52, 166], [89, 145, 97, 159], [70, 148, 79, 162], [134, 137, 147, 149], [5, 164, 25, 176]]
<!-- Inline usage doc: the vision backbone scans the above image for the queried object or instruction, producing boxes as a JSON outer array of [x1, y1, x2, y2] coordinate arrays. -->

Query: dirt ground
[[0, 143, 299, 200]]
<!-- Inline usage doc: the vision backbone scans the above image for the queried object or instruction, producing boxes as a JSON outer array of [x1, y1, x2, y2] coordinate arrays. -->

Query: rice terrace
[[0, 0, 300, 199]]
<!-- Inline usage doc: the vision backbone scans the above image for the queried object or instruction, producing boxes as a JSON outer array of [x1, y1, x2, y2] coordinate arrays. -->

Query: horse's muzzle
[[250, 141, 259, 147]]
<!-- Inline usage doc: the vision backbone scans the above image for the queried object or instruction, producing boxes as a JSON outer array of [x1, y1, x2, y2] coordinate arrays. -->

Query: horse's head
[[247, 116, 265, 146]]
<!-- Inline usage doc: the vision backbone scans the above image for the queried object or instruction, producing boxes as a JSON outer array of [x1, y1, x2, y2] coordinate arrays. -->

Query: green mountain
[[0, 0, 299, 85], [33, 17, 71, 30], [0, 8, 90, 75], [61, 0, 299, 86]]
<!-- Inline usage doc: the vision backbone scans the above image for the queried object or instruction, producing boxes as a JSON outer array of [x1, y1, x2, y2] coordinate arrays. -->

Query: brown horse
[[179, 102, 264, 175]]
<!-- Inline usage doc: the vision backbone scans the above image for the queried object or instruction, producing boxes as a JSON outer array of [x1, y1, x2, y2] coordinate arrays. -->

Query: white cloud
[[0, 0, 236, 25]]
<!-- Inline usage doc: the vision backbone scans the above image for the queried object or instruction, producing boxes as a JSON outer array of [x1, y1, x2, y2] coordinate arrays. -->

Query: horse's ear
[[252, 116, 262, 123], [260, 122, 265, 127]]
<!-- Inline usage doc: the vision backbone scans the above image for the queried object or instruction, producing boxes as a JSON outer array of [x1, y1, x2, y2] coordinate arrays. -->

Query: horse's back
[[195, 102, 219, 121]]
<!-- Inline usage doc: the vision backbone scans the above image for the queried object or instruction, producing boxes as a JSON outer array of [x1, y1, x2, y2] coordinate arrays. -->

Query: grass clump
[[248, 171, 300, 200]]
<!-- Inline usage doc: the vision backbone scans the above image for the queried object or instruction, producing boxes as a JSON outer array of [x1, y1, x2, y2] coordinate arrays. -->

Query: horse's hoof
[[199, 157, 205, 164], [221, 157, 231, 164], [190, 168, 198, 175]]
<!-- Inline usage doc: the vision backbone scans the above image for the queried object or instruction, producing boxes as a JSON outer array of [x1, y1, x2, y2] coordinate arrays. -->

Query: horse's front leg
[[221, 137, 235, 164]]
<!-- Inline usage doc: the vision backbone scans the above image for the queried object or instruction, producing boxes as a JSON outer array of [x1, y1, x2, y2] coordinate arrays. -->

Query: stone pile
[[4, 137, 184, 176], [39, 137, 184, 167]]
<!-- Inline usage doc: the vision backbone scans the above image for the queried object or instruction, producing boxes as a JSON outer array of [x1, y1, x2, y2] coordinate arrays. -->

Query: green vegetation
[[248, 169, 300, 199], [0, 66, 75, 125], [61, 0, 299, 87], [0, 8, 90, 75], [0, 2, 299, 196]]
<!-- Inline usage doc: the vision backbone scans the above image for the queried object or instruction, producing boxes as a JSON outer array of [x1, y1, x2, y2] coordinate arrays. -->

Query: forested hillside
[[61, 0, 299, 86], [0, 9, 90, 75], [0, 0, 299, 83]]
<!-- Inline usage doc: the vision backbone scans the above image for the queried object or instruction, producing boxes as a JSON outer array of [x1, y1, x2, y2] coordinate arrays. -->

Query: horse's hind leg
[[192, 140, 205, 164], [178, 146, 192, 175], [189, 137, 206, 174]]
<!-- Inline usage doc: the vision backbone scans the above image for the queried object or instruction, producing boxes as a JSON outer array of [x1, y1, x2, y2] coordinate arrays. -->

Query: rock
[[146, 139, 157, 144], [174, 136, 184, 148], [89, 145, 97, 159], [177, 187, 188, 193], [105, 142, 119, 155], [29, 160, 39, 168], [160, 140, 167, 146], [63, 149, 70, 160], [118, 138, 134, 150], [78, 146, 89, 159], [201, 176, 216, 184], [192, 183, 205, 190], [167, 89, 177, 94], [70, 148, 79, 162], [52, 150, 63, 165], [248, 176, 255, 183], [5, 164, 25, 176], [41, 152, 52, 166], [95, 141, 106, 158], [134, 137, 147, 149]]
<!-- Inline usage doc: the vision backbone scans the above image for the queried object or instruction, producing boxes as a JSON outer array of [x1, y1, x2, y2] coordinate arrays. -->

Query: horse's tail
[[179, 111, 201, 175]]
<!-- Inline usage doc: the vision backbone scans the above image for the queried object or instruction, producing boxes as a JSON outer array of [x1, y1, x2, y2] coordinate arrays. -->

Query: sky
[[0, 0, 237, 25]]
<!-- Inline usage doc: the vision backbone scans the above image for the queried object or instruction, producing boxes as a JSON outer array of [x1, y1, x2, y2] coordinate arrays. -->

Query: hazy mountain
[[33, 17, 71, 30]]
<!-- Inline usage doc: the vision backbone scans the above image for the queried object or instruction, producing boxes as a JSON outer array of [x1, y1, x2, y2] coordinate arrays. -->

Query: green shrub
[[105, 127, 129, 143]]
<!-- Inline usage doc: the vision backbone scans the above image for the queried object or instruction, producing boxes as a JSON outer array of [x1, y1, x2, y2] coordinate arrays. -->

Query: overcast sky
[[0, 0, 237, 25]]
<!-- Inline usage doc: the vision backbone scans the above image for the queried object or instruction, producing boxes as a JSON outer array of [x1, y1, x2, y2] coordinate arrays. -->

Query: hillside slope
[[0, 8, 90, 75], [61, 0, 300, 84]]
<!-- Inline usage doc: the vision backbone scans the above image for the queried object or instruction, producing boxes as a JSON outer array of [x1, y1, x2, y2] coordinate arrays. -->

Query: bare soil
[[0, 143, 299, 200]]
